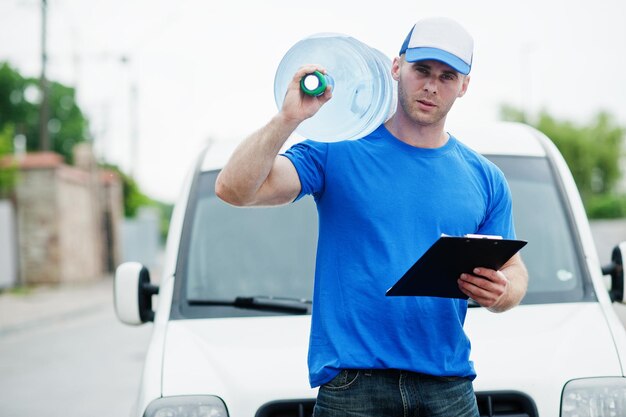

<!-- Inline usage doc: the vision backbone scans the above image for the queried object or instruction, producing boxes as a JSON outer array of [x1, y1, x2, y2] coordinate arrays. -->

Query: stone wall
[[10, 149, 122, 285], [57, 165, 103, 283], [15, 154, 62, 284], [100, 169, 124, 272]]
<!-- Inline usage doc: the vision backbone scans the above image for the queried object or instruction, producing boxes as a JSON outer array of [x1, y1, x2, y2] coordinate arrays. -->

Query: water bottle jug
[[274, 33, 397, 142]]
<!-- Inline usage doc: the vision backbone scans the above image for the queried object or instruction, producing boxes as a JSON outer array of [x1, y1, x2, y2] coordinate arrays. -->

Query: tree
[[102, 163, 173, 242], [0, 62, 90, 163], [1, 61, 172, 232], [501, 105, 626, 217], [0, 124, 18, 198]]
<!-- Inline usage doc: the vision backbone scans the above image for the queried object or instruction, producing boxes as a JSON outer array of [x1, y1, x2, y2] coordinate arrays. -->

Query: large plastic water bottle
[[274, 33, 397, 142]]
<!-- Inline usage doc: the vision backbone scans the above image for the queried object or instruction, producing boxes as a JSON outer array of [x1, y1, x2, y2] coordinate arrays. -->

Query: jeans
[[313, 369, 479, 417]]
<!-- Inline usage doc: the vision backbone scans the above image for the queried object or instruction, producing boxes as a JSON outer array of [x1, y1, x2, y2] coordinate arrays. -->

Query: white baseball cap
[[399, 17, 474, 75]]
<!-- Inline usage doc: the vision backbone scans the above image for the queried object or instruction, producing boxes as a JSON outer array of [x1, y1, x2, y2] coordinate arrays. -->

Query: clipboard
[[385, 236, 527, 299]]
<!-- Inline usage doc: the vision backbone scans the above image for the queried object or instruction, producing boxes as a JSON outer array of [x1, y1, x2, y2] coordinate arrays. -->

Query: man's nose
[[423, 76, 438, 94]]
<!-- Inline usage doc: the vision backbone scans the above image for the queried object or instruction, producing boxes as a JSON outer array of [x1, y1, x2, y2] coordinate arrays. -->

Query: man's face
[[392, 57, 470, 127]]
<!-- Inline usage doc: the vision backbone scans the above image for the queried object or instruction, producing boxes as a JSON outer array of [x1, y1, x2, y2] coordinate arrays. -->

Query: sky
[[1, 0, 625, 203]]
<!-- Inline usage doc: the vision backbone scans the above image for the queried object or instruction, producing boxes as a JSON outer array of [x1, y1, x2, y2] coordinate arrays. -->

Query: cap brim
[[404, 47, 470, 75]]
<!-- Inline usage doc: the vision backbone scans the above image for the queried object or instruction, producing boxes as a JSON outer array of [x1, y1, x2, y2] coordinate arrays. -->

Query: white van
[[115, 122, 626, 417]]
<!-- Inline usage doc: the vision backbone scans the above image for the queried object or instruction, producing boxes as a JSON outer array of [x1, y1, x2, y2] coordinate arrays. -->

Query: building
[[0, 143, 123, 286]]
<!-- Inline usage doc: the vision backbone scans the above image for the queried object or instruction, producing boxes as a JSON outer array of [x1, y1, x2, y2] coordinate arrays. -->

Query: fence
[[0, 199, 17, 288]]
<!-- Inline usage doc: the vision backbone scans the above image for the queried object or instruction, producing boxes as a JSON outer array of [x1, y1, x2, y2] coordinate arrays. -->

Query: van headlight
[[144, 396, 229, 417], [561, 377, 626, 417]]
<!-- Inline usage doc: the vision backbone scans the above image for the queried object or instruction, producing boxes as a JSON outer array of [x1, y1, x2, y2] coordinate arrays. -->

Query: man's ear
[[457, 75, 470, 98], [391, 56, 402, 81]]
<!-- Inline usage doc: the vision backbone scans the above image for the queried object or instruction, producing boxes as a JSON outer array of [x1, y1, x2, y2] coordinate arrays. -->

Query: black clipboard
[[386, 236, 527, 299]]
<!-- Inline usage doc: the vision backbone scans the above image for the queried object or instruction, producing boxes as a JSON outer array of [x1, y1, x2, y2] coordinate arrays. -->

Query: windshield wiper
[[188, 296, 312, 314]]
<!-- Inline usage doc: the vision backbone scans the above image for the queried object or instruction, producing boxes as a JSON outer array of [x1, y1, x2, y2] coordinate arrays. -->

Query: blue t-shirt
[[283, 124, 516, 388]]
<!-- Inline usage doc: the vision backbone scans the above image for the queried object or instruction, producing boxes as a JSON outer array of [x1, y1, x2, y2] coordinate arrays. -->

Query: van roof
[[200, 122, 547, 172], [451, 122, 547, 157]]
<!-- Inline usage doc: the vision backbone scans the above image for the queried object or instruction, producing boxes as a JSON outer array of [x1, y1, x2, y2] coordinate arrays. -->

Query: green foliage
[[1, 61, 170, 231], [123, 175, 153, 218], [101, 163, 173, 242], [500, 105, 626, 218], [585, 194, 626, 219], [0, 124, 18, 198], [499, 105, 527, 124], [0, 61, 90, 163], [46, 81, 91, 163], [0, 63, 34, 132], [100, 164, 149, 217], [153, 199, 174, 243], [537, 111, 622, 199]]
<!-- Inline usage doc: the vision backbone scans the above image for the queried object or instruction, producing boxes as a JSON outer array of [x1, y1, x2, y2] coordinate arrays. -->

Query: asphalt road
[[0, 302, 152, 417]]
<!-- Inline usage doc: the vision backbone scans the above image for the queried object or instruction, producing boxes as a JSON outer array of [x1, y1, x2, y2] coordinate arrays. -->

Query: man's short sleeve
[[282, 140, 328, 201], [477, 171, 516, 239]]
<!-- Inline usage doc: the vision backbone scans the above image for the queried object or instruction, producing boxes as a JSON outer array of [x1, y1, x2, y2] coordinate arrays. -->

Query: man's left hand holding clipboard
[[386, 235, 529, 312]]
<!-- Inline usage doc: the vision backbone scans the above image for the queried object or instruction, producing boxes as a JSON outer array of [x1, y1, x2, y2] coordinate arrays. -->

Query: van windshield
[[490, 155, 588, 303], [176, 155, 590, 318]]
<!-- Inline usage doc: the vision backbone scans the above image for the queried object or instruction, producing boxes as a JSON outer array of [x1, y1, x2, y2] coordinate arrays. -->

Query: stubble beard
[[397, 81, 451, 127]]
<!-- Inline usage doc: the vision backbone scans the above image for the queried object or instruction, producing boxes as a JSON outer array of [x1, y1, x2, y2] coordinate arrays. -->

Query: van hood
[[161, 303, 622, 417], [161, 315, 316, 416]]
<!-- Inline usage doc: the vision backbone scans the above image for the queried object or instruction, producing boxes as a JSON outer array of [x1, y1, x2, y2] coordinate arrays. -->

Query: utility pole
[[39, 0, 51, 151], [129, 80, 139, 179], [121, 55, 139, 180]]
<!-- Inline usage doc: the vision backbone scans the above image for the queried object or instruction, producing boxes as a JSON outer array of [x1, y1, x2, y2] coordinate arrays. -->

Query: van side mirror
[[114, 262, 160, 325], [602, 242, 626, 303]]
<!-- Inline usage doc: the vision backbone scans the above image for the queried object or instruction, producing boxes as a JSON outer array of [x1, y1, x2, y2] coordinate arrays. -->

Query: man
[[216, 16, 528, 417]]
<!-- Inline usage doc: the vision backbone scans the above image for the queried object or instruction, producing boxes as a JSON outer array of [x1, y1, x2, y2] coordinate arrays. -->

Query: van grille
[[477, 392, 538, 417], [255, 392, 538, 417], [255, 400, 315, 417]]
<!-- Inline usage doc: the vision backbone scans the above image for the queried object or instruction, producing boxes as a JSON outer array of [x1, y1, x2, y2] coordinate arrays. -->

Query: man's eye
[[441, 73, 456, 81]]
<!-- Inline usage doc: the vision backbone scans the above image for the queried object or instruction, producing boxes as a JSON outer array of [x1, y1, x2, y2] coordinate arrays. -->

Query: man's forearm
[[215, 113, 300, 206], [489, 256, 528, 313], [216, 64, 332, 206]]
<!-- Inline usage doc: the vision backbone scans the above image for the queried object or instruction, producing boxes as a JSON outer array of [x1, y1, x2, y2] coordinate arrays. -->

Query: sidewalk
[[0, 276, 115, 337]]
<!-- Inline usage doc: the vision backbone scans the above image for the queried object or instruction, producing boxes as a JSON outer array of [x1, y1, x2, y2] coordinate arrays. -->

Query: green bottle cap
[[300, 71, 327, 96]]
